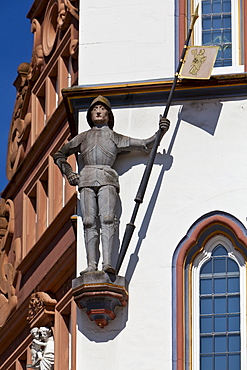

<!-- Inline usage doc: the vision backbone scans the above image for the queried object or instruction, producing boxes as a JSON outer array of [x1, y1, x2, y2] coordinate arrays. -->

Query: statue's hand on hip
[[66, 171, 80, 186]]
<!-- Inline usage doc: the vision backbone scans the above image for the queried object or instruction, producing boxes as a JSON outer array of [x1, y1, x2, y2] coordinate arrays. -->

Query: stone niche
[[72, 272, 128, 328]]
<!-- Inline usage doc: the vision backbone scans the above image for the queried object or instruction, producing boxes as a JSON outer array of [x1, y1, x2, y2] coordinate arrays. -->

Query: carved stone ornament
[[43, 0, 59, 56], [70, 39, 78, 58], [27, 292, 57, 327], [28, 19, 44, 82], [64, 0, 79, 20], [0, 199, 20, 327], [58, 0, 79, 30], [72, 272, 128, 328], [27, 327, 54, 370], [6, 63, 31, 181], [57, 2, 70, 30]]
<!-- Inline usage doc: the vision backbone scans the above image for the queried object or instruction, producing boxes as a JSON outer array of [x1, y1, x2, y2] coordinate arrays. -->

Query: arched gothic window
[[173, 214, 247, 370], [195, 238, 242, 368]]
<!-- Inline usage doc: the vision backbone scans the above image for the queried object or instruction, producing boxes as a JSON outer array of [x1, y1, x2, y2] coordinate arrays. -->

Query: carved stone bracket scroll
[[72, 272, 128, 328], [43, 0, 59, 56], [29, 19, 44, 82], [27, 292, 57, 328], [6, 64, 31, 180]]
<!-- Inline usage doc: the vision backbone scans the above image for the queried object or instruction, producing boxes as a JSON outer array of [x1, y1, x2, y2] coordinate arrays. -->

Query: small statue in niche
[[27, 327, 54, 370], [29, 328, 46, 368], [53, 96, 169, 275]]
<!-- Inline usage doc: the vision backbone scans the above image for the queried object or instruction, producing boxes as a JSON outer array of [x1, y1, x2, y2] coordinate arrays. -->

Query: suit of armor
[[53, 96, 169, 274]]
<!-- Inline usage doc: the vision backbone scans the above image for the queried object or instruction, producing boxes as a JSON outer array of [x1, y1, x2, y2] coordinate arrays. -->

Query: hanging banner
[[178, 45, 219, 80]]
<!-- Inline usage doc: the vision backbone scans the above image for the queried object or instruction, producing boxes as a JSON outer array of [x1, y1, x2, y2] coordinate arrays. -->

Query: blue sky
[[0, 0, 34, 193]]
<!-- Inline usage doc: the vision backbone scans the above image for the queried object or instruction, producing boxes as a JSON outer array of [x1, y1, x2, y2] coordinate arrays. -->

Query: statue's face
[[31, 328, 39, 339], [40, 328, 50, 341], [91, 104, 109, 125]]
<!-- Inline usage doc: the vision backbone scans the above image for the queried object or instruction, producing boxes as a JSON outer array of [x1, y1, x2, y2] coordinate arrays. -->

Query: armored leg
[[98, 185, 117, 274], [80, 187, 99, 273]]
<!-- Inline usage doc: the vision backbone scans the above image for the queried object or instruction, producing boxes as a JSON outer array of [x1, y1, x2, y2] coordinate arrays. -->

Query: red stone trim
[[32, 25, 74, 94], [18, 192, 76, 275], [178, 0, 187, 55], [88, 309, 116, 326]]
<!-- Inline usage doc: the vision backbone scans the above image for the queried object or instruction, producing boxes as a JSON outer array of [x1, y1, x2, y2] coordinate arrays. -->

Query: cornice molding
[[62, 73, 247, 136], [63, 73, 247, 99]]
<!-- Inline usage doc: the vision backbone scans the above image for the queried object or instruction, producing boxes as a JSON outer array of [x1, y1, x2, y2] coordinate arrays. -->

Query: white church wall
[[78, 0, 175, 84], [75, 96, 247, 369]]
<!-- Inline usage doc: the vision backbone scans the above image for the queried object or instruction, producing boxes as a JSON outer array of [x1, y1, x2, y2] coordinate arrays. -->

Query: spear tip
[[190, 4, 199, 29], [194, 3, 199, 17]]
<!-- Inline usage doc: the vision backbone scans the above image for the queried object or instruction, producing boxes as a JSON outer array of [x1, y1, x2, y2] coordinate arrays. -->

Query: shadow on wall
[[124, 101, 222, 283], [123, 112, 179, 283], [179, 101, 223, 136], [112, 137, 174, 265], [77, 301, 128, 342]]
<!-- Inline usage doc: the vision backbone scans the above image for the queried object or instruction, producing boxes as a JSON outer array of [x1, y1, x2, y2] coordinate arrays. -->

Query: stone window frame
[[192, 234, 245, 369], [172, 213, 247, 370], [191, 0, 244, 74], [175, 0, 247, 75]]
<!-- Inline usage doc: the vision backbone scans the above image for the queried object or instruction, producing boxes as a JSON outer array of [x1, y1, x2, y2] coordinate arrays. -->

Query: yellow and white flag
[[179, 46, 219, 80]]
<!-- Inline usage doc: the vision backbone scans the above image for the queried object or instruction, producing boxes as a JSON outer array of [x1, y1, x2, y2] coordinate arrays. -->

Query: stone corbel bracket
[[72, 272, 128, 328], [27, 292, 57, 328]]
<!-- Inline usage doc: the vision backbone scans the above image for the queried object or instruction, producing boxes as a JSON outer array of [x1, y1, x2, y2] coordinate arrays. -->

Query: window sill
[[212, 65, 245, 76]]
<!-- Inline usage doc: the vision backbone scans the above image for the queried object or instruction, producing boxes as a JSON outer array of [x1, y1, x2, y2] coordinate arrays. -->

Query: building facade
[[0, 0, 79, 369], [1, 0, 247, 369]]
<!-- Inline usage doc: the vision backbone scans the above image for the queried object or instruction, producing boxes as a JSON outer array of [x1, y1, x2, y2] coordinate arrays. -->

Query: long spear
[[115, 5, 199, 274]]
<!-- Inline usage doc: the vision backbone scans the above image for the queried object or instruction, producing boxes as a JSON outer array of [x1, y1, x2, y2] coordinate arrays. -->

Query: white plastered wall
[[76, 97, 247, 370], [78, 0, 175, 84], [76, 0, 247, 368]]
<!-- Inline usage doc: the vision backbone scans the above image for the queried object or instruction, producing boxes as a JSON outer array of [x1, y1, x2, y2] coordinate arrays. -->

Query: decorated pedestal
[[72, 272, 128, 328]]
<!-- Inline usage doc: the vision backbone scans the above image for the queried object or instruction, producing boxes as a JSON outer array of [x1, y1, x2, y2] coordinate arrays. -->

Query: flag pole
[[115, 5, 199, 274]]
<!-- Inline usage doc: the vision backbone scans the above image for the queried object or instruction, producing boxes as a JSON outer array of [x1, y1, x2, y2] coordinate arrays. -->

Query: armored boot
[[80, 228, 99, 275], [101, 222, 116, 274]]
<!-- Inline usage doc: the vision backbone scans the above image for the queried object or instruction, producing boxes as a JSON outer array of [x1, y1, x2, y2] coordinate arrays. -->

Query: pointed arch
[[172, 212, 247, 369]]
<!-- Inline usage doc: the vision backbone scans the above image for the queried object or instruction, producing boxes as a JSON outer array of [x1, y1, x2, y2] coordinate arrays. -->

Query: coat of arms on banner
[[179, 46, 219, 79]]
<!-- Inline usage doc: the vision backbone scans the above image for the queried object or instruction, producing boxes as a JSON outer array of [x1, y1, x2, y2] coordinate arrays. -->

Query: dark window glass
[[214, 258, 226, 273], [199, 244, 240, 369], [215, 315, 227, 332], [228, 314, 240, 331], [212, 245, 228, 256], [201, 259, 212, 274], [214, 277, 226, 293], [201, 0, 232, 66], [201, 278, 212, 294]]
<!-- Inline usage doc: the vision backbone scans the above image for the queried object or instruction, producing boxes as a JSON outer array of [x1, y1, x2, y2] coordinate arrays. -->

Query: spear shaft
[[115, 6, 199, 274]]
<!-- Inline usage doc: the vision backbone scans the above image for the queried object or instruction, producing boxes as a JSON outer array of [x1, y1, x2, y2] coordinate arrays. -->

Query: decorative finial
[[190, 4, 199, 30]]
